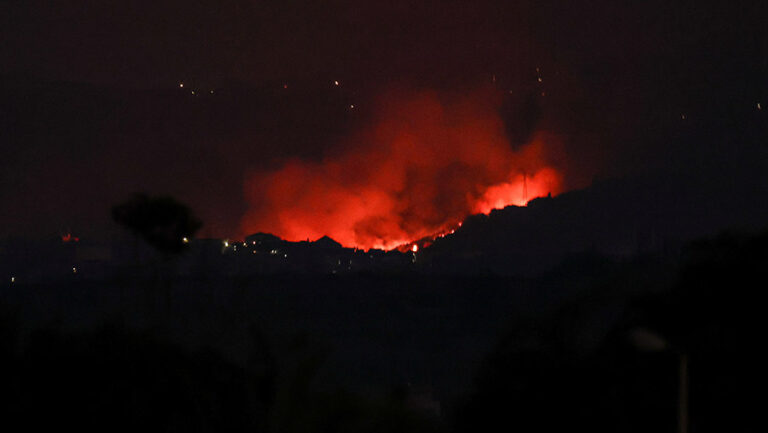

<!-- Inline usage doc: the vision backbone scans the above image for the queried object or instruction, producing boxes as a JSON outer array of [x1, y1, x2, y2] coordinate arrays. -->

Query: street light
[[628, 327, 688, 433]]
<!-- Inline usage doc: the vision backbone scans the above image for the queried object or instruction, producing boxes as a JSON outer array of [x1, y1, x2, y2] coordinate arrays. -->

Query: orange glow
[[242, 88, 565, 250], [471, 167, 561, 214], [61, 233, 80, 242]]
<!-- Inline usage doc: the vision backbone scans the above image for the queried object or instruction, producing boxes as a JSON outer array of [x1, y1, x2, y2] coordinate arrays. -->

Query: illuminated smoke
[[242, 88, 565, 250]]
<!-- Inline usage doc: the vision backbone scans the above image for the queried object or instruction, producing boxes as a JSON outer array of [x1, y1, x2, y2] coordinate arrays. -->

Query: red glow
[[242, 88, 565, 250], [61, 233, 80, 242]]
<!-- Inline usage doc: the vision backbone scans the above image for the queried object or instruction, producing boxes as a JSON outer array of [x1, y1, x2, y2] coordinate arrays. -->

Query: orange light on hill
[[242, 88, 566, 251]]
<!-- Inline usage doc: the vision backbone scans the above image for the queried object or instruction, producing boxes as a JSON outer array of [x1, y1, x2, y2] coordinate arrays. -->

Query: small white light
[[10, 277, 15, 283], [223, 240, 229, 247], [182, 237, 189, 243], [179, 82, 184, 88], [72, 267, 77, 273], [334, 80, 339, 86]]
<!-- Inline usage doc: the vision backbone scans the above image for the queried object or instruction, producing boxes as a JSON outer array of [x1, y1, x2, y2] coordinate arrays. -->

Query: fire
[[471, 167, 561, 214], [61, 233, 80, 243], [242, 88, 565, 251]]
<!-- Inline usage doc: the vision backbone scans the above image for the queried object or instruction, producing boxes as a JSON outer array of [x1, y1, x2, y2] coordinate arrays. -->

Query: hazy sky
[[1, 0, 765, 239]]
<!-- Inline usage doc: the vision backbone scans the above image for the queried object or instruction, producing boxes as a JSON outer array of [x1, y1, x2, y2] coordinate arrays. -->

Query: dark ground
[[3, 230, 763, 432]]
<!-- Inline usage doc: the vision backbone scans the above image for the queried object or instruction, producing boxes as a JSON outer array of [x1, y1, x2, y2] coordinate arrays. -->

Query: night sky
[[1, 0, 766, 241]]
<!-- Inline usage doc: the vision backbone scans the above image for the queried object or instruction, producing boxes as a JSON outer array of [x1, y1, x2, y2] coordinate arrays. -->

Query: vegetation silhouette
[[0, 318, 442, 433], [112, 193, 202, 254], [623, 231, 767, 433], [455, 229, 768, 433], [3, 224, 767, 432]]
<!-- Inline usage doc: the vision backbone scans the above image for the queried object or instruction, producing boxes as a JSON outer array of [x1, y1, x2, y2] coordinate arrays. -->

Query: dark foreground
[[1, 231, 765, 432]]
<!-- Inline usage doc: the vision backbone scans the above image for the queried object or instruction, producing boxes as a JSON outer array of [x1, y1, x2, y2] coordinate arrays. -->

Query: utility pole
[[678, 353, 689, 433], [522, 173, 528, 203], [628, 328, 689, 433]]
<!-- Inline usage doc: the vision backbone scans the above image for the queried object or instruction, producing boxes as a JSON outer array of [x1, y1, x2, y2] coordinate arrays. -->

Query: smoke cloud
[[242, 88, 565, 250]]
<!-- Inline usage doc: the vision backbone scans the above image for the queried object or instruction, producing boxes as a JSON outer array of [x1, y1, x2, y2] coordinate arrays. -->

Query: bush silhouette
[[112, 193, 202, 254]]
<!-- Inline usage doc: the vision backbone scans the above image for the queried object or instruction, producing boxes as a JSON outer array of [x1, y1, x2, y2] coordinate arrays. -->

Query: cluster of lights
[[179, 83, 214, 96], [180, 77, 357, 110]]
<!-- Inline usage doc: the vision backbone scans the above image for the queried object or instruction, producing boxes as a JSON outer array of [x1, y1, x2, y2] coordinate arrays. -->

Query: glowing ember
[[242, 88, 565, 251], [61, 233, 80, 242]]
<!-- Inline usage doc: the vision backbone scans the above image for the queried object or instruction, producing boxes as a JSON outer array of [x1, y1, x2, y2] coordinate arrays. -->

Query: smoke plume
[[242, 88, 565, 250]]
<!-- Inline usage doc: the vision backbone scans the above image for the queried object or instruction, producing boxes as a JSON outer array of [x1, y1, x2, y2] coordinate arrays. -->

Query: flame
[[242, 88, 565, 250], [61, 233, 80, 242]]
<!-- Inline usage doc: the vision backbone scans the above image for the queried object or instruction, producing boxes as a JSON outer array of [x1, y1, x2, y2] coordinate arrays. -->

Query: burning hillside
[[242, 88, 566, 250]]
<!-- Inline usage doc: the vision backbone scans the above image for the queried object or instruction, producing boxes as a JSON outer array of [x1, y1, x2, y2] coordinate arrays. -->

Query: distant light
[[223, 240, 229, 247], [412, 244, 418, 252], [209, 90, 214, 94], [758, 102, 762, 110], [334, 80, 339, 86], [283, 84, 288, 89], [61, 233, 79, 242], [182, 237, 189, 244], [284, 253, 288, 258], [10, 277, 15, 283], [681, 114, 686, 120], [191, 90, 196, 95], [537, 77, 542, 83], [349, 104, 355, 109], [179, 83, 184, 88], [72, 267, 77, 274]]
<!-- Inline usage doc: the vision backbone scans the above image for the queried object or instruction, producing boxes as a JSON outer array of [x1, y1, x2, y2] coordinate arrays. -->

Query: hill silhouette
[[424, 167, 768, 275]]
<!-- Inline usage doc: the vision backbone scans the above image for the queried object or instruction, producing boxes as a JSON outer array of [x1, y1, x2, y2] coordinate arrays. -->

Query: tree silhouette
[[112, 193, 202, 254]]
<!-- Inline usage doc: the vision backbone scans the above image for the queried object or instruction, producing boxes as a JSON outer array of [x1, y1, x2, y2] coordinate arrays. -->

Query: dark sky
[[1, 0, 766, 239]]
